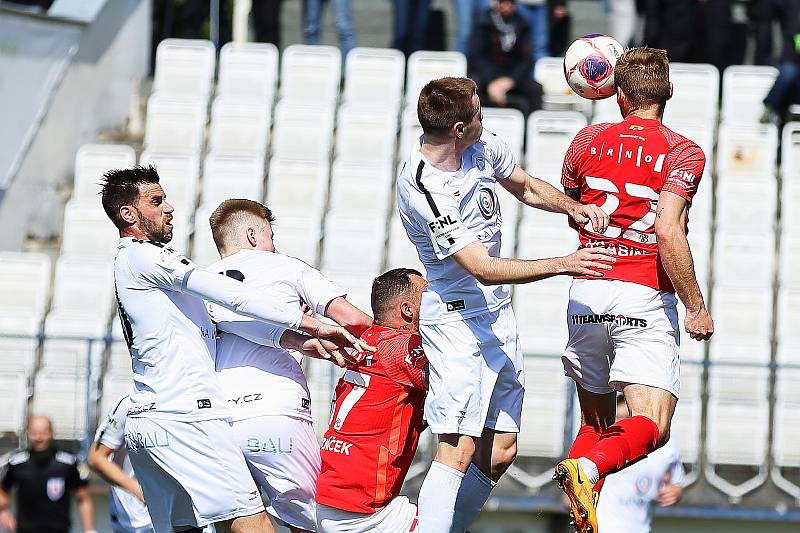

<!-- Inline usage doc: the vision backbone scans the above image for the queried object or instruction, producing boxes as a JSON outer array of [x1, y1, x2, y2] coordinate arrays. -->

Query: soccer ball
[[563, 34, 625, 100]]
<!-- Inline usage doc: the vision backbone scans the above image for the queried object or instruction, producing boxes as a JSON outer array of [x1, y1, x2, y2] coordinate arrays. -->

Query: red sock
[[585, 416, 659, 478], [568, 425, 601, 459]]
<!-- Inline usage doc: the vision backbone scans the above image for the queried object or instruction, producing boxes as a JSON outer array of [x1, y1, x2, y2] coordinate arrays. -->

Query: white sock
[[417, 461, 465, 533], [579, 457, 600, 485], [453, 463, 495, 531]]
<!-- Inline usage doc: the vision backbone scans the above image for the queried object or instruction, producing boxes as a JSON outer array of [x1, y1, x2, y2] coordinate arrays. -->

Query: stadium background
[[0, 0, 798, 531]]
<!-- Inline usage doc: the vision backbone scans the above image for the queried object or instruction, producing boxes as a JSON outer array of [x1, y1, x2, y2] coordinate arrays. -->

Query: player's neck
[[120, 226, 147, 240], [420, 136, 464, 173], [374, 319, 417, 332], [626, 107, 663, 122]]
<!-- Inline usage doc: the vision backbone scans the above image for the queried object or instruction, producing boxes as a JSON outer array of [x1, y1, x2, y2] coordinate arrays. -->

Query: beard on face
[[136, 207, 173, 244]]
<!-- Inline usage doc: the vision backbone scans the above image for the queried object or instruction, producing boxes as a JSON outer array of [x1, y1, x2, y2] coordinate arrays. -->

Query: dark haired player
[[554, 47, 713, 533], [100, 166, 369, 533]]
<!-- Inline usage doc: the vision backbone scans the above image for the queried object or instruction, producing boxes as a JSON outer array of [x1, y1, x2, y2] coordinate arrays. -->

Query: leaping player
[[101, 166, 368, 533], [396, 76, 615, 533], [554, 47, 713, 533], [204, 199, 373, 533]]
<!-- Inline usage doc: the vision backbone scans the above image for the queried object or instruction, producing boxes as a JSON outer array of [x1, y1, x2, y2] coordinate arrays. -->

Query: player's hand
[[684, 305, 713, 341], [0, 508, 17, 531], [570, 203, 609, 234], [298, 336, 351, 367], [560, 247, 615, 277], [300, 316, 376, 354], [488, 77, 513, 106], [657, 482, 682, 507]]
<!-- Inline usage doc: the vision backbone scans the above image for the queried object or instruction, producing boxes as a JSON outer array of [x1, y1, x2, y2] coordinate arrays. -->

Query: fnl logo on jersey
[[591, 142, 666, 171]]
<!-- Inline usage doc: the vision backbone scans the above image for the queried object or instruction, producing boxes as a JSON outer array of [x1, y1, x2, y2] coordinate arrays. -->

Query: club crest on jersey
[[47, 477, 65, 501], [473, 154, 486, 170], [477, 188, 496, 219]]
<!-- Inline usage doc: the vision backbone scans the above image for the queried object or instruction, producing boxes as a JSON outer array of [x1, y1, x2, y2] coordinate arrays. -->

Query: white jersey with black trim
[[207, 250, 346, 422], [396, 129, 517, 324], [113, 238, 303, 422], [94, 395, 153, 533]]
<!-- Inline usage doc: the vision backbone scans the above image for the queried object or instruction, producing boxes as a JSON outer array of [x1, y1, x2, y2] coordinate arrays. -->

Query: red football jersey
[[561, 115, 705, 292], [316, 325, 428, 514]]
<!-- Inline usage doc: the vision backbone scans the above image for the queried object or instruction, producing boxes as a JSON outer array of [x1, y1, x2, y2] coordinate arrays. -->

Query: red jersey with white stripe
[[561, 115, 705, 292], [316, 325, 427, 514]]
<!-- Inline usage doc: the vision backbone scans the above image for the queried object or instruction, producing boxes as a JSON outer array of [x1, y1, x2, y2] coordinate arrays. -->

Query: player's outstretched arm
[[87, 443, 145, 503], [325, 297, 373, 336], [499, 165, 609, 232], [655, 191, 713, 341], [279, 329, 351, 367], [452, 241, 615, 285]]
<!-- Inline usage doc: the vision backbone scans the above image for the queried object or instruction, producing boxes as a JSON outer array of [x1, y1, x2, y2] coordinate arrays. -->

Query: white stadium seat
[[664, 63, 720, 126], [715, 179, 776, 235], [672, 362, 703, 465], [776, 289, 800, 364], [773, 368, 800, 499], [60, 201, 119, 258], [517, 356, 569, 457], [266, 158, 329, 220], [42, 314, 106, 374], [202, 153, 265, 206], [783, 179, 800, 236], [526, 111, 587, 184], [709, 288, 773, 364], [481, 107, 526, 161], [592, 96, 620, 124], [153, 38, 216, 102], [344, 47, 405, 108], [713, 231, 775, 289], [721, 65, 778, 125], [50, 256, 114, 319], [782, 122, 800, 179], [272, 215, 322, 267], [73, 144, 136, 200], [534, 57, 592, 114], [191, 203, 220, 267], [0, 372, 27, 435], [208, 97, 270, 156], [405, 51, 467, 105], [716, 124, 779, 179], [272, 100, 335, 161], [335, 104, 398, 162], [705, 365, 770, 498], [217, 42, 279, 104], [514, 279, 570, 357], [321, 217, 386, 276], [280, 45, 341, 105], [144, 93, 206, 154], [385, 214, 424, 273], [139, 151, 201, 217], [399, 104, 423, 159], [327, 159, 393, 218], [779, 236, 800, 290], [32, 370, 91, 441]]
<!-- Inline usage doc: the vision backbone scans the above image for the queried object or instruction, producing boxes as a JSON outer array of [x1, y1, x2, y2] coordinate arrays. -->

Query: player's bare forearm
[[74, 486, 95, 532], [325, 297, 373, 336], [657, 223, 704, 311], [87, 444, 144, 502]]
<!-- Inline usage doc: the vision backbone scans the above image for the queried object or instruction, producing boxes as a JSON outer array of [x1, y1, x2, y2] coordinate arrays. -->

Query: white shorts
[[420, 303, 525, 437], [316, 496, 418, 533], [562, 279, 681, 398], [231, 415, 320, 531], [125, 417, 264, 532]]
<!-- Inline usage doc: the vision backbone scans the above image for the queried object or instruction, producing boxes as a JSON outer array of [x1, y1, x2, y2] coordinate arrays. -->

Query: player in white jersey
[[396, 77, 614, 533], [595, 395, 684, 533], [88, 394, 154, 533], [205, 199, 373, 533], [100, 166, 369, 533]]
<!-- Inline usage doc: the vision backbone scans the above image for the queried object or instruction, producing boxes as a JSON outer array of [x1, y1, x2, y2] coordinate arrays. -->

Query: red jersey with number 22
[[316, 325, 427, 514], [561, 115, 705, 292]]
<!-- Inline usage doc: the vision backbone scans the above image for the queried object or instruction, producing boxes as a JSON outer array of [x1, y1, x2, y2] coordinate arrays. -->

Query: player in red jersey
[[315, 268, 428, 533], [553, 47, 714, 533]]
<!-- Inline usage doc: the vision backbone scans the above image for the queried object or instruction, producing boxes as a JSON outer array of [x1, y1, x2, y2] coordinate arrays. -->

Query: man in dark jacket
[[468, 0, 543, 117]]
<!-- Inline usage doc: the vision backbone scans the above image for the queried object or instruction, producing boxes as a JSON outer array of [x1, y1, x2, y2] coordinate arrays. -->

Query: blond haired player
[[553, 48, 713, 533]]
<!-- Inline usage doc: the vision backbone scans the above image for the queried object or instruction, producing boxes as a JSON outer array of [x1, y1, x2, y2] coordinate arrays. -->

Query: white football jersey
[[596, 438, 685, 533], [207, 250, 346, 422], [397, 129, 517, 324], [94, 395, 153, 533], [114, 238, 303, 422]]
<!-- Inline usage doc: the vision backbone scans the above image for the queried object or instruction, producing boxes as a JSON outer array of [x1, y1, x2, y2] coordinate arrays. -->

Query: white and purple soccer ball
[[563, 34, 625, 100]]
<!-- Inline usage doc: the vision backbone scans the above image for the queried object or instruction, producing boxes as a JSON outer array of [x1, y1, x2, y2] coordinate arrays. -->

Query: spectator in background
[[469, 0, 543, 116], [0, 416, 96, 533], [761, 6, 800, 122], [603, 0, 638, 47], [391, 0, 432, 56], [303, 0, 357, 58], [253, 0, 285, 47], [516, 0, 555, 65], [595, 394, 684, 533], [548, 0, 570, 57], [453, 0, 483, 54]]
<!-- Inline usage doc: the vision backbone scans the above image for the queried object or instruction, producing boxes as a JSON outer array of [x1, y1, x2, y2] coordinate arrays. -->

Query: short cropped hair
[[417, 77, 478, 135], [100, 165, 161, 229], [614, 47, 671, 114], [371, 268, 423, 324], [209, 199, 275, 252]]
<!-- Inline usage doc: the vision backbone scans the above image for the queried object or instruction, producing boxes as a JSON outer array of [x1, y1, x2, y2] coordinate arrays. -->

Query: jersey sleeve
[[94, 395, 128, 450], [380, 334, 428, 390], [213, 313, 286, 348], [295, 262, 346, 315], [482, 129, 517, 179], [561, 126, 596, 190], [0, 462, 14, 491], [66, 461, 88, 490], [405, 182, 478, 260], [662, 141, 705, 203], [130, 243, 196, 291]]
